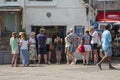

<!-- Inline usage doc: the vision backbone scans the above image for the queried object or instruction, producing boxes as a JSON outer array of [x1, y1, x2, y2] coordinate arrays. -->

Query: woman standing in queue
[[81, 30, 92, 65], [54, 35, 63, 64], [29, 32, 37, 64], [10, 32, 19, 67], [19, 32, 29, 67]]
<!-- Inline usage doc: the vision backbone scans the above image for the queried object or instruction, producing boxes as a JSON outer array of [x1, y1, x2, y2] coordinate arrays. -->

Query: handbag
[[78, 44, 85, 53], [49, 42, 54, 51]]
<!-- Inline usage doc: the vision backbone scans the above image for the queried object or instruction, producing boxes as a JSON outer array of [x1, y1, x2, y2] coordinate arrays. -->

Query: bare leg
[[94, 49, 98, 64], [82, 53, 86, 65], [48, 51, 51, 62], [56, 51, 59, 63], [97, 56, 108, 70], [44, 54, 47, 63], [38, 54, 41, 64], [66, 55, 69, 64], [67, 52, 75, 61], [11, 54, 16, 67], [86, 51, 90, 65], [65, 47, 69, 64], [107, 57, 115, 69], [58, 51, 61, 63], [14, 54, 18, 67]]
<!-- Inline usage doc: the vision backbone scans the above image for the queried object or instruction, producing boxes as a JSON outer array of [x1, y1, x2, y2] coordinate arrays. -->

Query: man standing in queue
[[37, 28, 48, 65]]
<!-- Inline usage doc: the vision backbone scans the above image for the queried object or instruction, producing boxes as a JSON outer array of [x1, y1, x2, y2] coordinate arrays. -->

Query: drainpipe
[[104, 0, 106, 22], [80, 0, 94, 29], [23, 0, 26, 31]]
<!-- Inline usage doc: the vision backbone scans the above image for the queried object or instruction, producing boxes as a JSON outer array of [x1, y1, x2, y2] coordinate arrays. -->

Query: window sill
[[27, 2, 56, 7], [1, 3, 20, 6]]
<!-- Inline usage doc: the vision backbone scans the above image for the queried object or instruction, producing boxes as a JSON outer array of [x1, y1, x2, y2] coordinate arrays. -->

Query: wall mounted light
[[46, 12, 51, 18]]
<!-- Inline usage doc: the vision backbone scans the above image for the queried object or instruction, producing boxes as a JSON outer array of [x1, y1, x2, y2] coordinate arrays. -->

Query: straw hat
[[19, 32, 24, 36]]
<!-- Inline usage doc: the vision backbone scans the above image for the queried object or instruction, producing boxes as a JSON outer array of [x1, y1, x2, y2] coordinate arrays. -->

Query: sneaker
[[66, 62, 69, 64], [56, 62, 60, 65], [37, 63, 40, 66], [48, 61, 51, 64], [74, 58, 77, 64], [45, 62, 49, 65], [93, 62, 98, 65], [96, 64, 102, 70], [71, 62, 75, 65], [82, 63, 86, 65], [109, 66, 116, 70]]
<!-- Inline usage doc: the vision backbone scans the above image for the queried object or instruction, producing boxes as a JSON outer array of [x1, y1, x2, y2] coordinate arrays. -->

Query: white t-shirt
[[29, 38, 36, 44], [65, 37, 70, 47], [20, 39, 29, 49], [91, 31, 99, 44]]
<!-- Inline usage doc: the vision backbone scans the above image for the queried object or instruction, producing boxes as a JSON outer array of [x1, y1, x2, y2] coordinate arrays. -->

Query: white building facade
[[0, 0, 96, 35], [0, 0, 96, 63]]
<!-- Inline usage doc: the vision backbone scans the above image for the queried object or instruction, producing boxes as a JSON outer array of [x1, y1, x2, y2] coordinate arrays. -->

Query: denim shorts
[[68, 45, 76, 53], [104, 47, 112, 57]]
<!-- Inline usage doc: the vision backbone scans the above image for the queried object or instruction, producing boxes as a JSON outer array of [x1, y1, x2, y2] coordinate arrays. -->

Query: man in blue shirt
[[97, 25, 115, 70], [37, 28, 47, 64]]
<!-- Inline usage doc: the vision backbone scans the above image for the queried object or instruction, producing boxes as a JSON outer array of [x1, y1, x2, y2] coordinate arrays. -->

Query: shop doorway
[[31, 26, 67, 63]]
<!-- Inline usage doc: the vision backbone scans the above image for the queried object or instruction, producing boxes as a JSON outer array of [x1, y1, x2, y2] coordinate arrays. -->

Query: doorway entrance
[[31, 25, 67, 63]]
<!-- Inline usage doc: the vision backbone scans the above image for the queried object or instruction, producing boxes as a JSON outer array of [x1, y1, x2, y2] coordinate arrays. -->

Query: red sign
[[98, 11, 120, 22]]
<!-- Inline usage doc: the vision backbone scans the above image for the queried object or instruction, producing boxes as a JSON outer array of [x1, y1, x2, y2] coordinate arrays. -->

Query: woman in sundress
[[10, 32, 19, 67], [29, 32, 37, 64]]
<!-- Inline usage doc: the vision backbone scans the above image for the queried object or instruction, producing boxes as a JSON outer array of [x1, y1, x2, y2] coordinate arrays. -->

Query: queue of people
[[9, 25, 116, 70]]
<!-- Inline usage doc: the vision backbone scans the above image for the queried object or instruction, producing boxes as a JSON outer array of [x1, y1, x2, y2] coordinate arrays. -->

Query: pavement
[[0, 60, 120, 80]]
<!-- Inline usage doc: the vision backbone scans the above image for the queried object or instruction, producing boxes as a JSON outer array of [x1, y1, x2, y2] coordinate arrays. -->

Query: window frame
[[29, 0, 53, 1], [5, 0, 17, 2], [27, 0, 56, 7]]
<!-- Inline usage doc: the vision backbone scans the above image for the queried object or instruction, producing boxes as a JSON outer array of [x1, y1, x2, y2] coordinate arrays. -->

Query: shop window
[[5, 0, 17, 2]]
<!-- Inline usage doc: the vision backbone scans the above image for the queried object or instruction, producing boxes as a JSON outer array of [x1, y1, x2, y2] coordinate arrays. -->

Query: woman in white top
[[19, 32, 29, 67], [29, 32, 37, 64], [65, 32, 71, 64], [90, 26, 101, 64]]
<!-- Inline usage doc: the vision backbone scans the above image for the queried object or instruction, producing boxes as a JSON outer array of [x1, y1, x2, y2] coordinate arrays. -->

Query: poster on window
[[74, 25, 84, 39]]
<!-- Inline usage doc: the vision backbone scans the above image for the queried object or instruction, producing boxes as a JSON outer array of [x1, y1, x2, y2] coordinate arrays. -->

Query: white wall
[[0, 0, 95, 34], [24, 0, 89, 34]]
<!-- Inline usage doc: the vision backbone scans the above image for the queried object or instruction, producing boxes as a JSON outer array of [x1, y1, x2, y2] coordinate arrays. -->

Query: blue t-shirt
[[82, 34, 91, 45], [37, 34, 47, 48], [102, 30, 112, 50]]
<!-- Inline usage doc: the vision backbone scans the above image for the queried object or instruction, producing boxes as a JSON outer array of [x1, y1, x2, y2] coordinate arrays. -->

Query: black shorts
[[46, 45, 50, 52], [92, 43, 98, 49], [38, 47, 47, 54]]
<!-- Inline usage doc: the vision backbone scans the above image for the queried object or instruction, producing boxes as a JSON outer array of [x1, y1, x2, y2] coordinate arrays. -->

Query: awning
[[98, 11, 120, 23], [0, 6, 22, 12]]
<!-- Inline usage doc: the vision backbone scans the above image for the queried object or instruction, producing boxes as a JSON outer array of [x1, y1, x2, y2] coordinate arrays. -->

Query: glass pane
[[6, 0, 17, 2], [4, 13, 15, 32], [29, 0, 52, 1]]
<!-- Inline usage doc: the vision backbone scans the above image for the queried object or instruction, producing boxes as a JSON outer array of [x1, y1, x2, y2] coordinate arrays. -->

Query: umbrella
[[113, 22, 120, 25]]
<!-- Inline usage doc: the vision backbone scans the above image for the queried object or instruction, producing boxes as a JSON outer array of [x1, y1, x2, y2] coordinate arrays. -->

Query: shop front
[[97, 11, 120, 57], [98, 11, 120, 23]]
